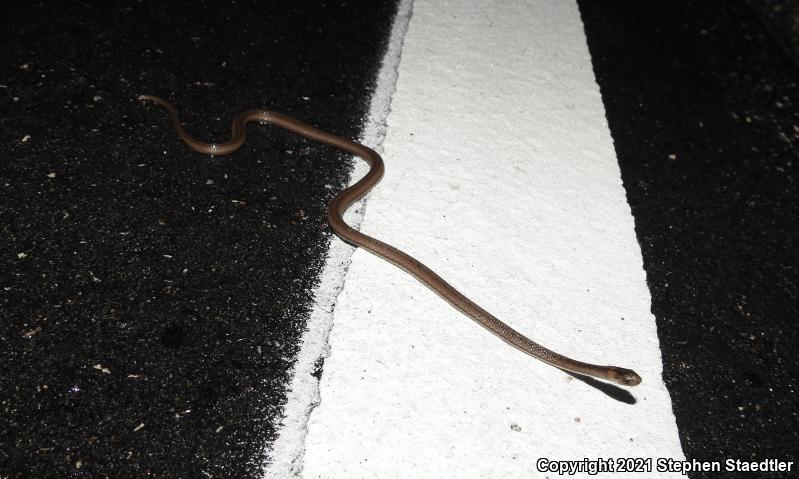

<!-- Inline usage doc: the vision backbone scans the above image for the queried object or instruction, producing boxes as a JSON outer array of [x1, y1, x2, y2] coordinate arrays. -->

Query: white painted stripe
[[261, 1, 414, 477], [304, 0, 686, 477]]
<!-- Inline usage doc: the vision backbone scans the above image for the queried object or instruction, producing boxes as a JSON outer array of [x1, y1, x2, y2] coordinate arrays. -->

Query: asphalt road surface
[[1, 1, 797, 478]]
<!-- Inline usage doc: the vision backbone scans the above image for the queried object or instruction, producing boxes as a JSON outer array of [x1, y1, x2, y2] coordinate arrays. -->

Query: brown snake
[[138, 95, 642, 387]]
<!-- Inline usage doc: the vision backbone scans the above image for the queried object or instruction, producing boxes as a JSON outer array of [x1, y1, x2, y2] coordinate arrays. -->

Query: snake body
[[138, 95, 641, 387]]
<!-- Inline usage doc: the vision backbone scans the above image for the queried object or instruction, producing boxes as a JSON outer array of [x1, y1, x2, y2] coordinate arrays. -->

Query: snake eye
[[609, 367, 641, 386], [624, 372, 642, 386]]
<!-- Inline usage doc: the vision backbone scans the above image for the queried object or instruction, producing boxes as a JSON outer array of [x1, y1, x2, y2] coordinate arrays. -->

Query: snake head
[[607, 367, 642, 387]]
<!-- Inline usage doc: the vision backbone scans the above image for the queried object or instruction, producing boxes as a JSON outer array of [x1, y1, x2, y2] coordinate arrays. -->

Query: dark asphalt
[[0, 1, 399, 477], [4, 0, 798, 477], [579, 0, 798, 476]]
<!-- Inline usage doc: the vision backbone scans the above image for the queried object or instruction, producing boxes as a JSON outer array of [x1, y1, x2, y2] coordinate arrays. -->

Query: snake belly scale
[[138, 95, 642, 387]]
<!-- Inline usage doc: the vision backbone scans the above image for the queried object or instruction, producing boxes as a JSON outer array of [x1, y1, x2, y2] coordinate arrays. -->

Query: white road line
[[261, 1, 414, 477], [305, 0, 686, 477]]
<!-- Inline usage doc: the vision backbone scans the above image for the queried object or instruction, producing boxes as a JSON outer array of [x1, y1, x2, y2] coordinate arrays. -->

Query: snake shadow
[[564, 371, 637, 404]]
